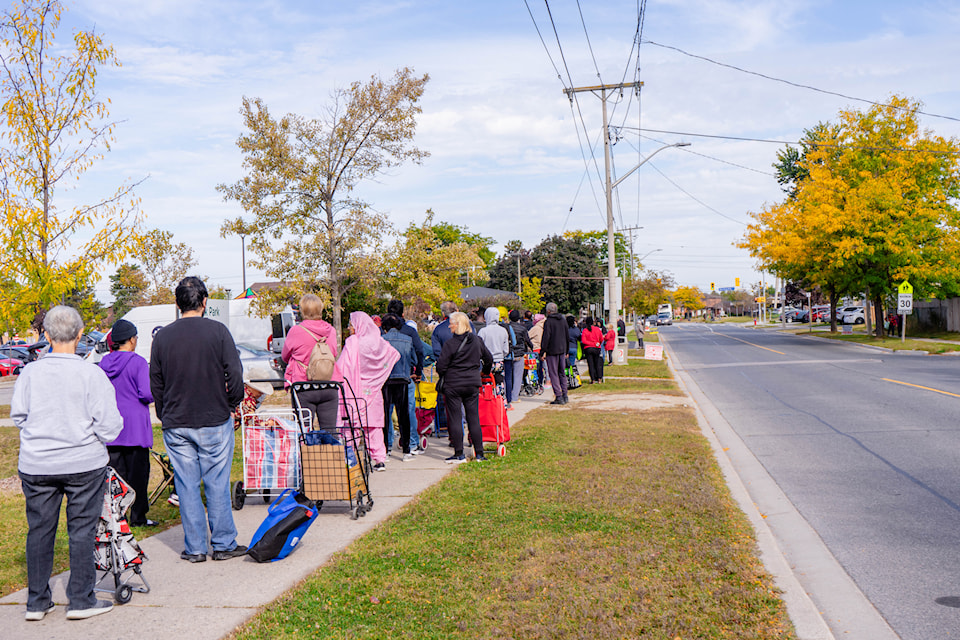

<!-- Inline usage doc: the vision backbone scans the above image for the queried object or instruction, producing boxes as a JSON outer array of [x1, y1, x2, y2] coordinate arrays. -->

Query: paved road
[[661, 323, 960, 640]]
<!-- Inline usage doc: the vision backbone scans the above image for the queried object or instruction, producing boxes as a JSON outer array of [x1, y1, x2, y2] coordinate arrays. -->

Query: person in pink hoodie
[[281, 294, 339, 429], [333, 311, 399, 471]]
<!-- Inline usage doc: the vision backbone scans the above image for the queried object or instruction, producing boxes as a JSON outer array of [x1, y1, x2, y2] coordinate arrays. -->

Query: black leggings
[[107, 446, 150, 525], [443, 386, 483, 458], [382, 380, 412, 454], [292, 387, 339, 430]]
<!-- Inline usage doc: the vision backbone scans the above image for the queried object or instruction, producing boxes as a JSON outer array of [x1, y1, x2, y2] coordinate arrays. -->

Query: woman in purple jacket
[[99, 319, 156, 526]]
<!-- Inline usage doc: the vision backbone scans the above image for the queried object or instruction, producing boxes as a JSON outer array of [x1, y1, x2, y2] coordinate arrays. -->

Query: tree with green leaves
[[109, 263, 148, 319], [219, 68, 429, 344], [0, 0, 141, 332], [527, 235, 603, 314]]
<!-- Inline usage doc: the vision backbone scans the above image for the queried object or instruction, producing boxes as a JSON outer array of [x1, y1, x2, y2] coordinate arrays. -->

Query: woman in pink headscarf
[[333, 312, 399, 471]]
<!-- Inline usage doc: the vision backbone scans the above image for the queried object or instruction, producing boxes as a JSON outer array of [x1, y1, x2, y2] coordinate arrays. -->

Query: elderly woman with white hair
[[13, 305, 123, 621]]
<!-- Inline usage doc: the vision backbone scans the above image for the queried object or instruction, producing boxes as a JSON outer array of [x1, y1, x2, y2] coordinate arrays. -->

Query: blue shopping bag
[[246, 489, 319, 562]]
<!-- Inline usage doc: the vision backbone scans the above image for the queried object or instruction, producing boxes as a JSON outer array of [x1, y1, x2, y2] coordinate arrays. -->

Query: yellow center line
[[721, 333, 786, 355], [883, 377, 960, 399]]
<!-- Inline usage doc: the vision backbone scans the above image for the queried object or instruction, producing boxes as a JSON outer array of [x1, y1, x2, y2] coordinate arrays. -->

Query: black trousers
[[107, 446, 151, 525], [382, 380, 411, 454], [443, 385, 483, 458], [584, 347, 604, 383], [293, 386, 339, 430]]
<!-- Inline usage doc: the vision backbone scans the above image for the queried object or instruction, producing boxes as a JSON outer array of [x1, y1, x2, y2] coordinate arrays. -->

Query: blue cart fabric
[[246, 488, 319, 562]]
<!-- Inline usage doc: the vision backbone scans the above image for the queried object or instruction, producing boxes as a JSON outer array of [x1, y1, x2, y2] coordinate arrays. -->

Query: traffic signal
[[710, 282, 715, 292], [735, 277, 740, 287]]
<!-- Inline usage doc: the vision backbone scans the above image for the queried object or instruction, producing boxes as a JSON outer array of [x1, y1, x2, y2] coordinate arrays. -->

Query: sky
[[46, 0, 960, 301]]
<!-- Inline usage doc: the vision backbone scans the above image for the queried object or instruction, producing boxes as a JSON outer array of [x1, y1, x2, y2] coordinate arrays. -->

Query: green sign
[[898, 280, 913, 295]]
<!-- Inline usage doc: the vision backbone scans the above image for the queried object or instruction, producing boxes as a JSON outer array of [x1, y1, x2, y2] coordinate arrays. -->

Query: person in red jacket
[[580, 317, 604, 384], [604, 323, 617, 364]]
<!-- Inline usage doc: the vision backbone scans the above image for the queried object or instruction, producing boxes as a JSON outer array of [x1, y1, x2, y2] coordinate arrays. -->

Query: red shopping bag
[[478, 388, 510, 444]]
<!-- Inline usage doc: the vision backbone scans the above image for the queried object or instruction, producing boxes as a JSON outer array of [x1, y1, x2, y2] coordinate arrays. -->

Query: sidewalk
[[0, 393, 550, 639]]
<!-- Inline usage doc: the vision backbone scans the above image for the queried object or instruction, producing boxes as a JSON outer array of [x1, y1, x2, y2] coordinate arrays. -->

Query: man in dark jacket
[[507, 309, 534, 403], [150, 277, 246, 562], [383, 299, 424, 454], [540, 302, 569, 404], [381, 314, 416, 461]]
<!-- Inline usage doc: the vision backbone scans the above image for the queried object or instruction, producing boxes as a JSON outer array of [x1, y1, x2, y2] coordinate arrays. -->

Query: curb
[[794, 332, 929, 355]]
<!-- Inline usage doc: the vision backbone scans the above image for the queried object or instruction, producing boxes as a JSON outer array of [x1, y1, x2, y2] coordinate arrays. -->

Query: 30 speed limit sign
[[898, 293, 913, 314]]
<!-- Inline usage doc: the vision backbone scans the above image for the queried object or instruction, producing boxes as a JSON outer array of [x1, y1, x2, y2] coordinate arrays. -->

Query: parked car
[[75, 331, 104, 357], [0, 345, 29, 362], [236, 343, 285, 388], [839, 306, 865, 324], [0, 356, 23, 376], [810, 306, 831, 322], [783, 309, 809, 323]]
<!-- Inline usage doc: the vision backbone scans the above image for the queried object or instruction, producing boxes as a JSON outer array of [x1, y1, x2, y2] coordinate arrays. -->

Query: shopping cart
[[478, 374, 510, 457], [94, 468, 150, 604], [233, 407, 307, 510], [293, 380, 373, 520], [414, 375, 438, 450], [520, 352, 543, 396]]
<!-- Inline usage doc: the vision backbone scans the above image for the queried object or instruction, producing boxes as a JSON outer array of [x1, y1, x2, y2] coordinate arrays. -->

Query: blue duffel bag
[[247, 488, 319, 562]]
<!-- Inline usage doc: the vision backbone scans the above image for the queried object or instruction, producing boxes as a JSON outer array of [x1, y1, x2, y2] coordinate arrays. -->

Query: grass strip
[[233, 405, 795, 640], [809, 333, 960, 353]]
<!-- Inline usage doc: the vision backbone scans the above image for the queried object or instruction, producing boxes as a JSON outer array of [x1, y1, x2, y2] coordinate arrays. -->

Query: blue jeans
[[568, 347, 577, 368], [503, 357, 514, 404], [20, 467, 106, 612], [163, 418, 238, 556]]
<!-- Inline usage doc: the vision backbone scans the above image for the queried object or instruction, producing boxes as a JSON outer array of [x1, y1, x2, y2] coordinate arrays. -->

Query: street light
[[604, 142, 690, 330], [636, 248, 662, 264]]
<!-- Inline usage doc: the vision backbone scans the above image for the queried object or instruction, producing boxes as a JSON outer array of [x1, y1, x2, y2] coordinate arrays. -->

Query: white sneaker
[[402, 453, 415, 462], [66, 600, 113, 620], [25, 604, 55, 621], [410, 447, 424, 455]]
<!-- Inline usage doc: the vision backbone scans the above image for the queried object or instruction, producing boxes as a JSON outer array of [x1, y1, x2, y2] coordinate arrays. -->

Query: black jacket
[[509, 321, 534, 358], [540, 313, 569, 356], [149, 316, 243, 429], [436, 332, 492, 391]]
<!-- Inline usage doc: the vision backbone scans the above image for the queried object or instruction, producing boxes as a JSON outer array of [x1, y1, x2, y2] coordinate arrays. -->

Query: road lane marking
[[715, 333, 786, 355], [882, 377, 960, 399]]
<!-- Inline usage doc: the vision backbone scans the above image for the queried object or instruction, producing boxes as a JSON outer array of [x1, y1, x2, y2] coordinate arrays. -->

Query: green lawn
[[233, 403, 794, 640], [812, 333, 960, 353]]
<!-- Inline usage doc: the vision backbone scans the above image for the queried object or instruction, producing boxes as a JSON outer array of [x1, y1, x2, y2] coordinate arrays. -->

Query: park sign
[[897, 280, 913, 315]]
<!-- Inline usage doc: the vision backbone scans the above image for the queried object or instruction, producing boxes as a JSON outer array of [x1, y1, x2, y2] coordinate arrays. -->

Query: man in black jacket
[[384, 299, 424, 455], [540, 302, 569, 404], [150, 277, 246, 562], [507, 309, 534, 403]]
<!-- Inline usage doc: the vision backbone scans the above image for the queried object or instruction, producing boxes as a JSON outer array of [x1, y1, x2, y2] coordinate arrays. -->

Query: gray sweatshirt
[[478, 308, 510, 362], [13, 353, 124, 476]]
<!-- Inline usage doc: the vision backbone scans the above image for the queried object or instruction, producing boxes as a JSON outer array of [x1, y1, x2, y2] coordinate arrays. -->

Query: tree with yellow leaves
[[673, 285, 705, 317], [382, 212, 486, 312], [0, 0, 141, 332], [741, 96, 960, 335]]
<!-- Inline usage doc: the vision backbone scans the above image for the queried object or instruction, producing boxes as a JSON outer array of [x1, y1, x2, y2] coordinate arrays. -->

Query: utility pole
[[620, 225, 643, 277], [563, 83, 690, 334]]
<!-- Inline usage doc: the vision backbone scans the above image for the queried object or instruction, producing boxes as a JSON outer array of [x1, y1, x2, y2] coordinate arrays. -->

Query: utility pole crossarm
[[563, 81, 643, 97]]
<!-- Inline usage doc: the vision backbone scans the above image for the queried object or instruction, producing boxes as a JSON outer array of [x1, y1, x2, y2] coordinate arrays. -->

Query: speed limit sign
[[898, 293, 913, 315]]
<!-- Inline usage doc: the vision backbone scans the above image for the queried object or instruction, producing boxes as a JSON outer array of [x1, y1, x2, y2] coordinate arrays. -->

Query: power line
[[576, 0, 602, 82], [522, 0, 563, 82], [646, 160, 748, 226], [641, 39, 960, 124], [621, 126, 960, 154], [632, 133, 775, 177]]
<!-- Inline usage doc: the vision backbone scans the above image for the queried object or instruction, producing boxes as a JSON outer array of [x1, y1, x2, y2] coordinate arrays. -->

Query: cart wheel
[[262, 493, 272, 504], [419, 435, 428, 450], [350, 505, 360, 520], [115, 584, 133, 604], [231, 481, 245, 510], [497, 443, 507, 457]]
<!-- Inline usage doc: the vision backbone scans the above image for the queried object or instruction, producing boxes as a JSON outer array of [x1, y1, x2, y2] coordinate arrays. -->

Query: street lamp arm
[[611, 142, 690, 190]]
